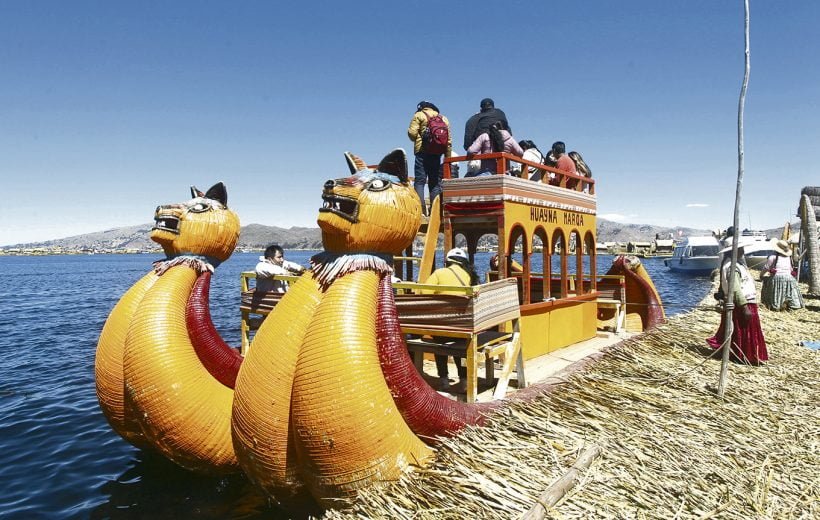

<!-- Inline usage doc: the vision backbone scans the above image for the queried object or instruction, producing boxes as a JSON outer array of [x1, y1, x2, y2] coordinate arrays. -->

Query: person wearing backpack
[[407, 100, 452, 216]]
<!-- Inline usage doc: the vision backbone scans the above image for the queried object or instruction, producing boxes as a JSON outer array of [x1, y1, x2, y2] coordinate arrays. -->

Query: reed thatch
[[800, 194, 820, 295], [323, 280, 820, 519]]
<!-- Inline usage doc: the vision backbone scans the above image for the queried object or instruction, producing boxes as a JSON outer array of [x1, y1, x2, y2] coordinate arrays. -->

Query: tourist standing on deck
[[255, 244, 305, 293], [707, 242, 768, 365], [407, 101, 452, 217], [761, 239, 803, 311], [463, 98, 510, 151], [421, 248, 480, 391]]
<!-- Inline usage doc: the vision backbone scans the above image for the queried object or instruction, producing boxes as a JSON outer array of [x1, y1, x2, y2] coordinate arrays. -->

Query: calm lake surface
[[0, 252, 711, 519]]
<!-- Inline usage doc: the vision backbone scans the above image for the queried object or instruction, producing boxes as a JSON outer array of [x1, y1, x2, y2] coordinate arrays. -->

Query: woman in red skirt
[[707, 243, 768, 365]]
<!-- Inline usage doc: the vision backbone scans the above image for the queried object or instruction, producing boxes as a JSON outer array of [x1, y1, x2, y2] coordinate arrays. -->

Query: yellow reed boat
[[241, 151, 665, 404], [97, 148, 664, 511]]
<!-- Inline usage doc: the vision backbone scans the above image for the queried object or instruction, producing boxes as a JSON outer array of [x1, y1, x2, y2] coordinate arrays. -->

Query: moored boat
[[663, 235, 720, 274], [97, 148, 666, 513], [722, 229, 773, 270]]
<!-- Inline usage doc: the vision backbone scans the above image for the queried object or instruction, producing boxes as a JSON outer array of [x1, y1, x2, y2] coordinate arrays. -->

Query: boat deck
[[422, 330, 635, 402]]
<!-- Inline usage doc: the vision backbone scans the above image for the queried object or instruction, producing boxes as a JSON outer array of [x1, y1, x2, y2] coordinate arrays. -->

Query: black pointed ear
[[204, 182, 228, 206], [190, 186, 205, 198], [377, 149, 408, 183], [344, 152, 368, 174]]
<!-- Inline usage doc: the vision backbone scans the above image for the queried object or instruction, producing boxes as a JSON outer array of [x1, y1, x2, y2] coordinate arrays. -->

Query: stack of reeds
[[323, 281, 820, 519]]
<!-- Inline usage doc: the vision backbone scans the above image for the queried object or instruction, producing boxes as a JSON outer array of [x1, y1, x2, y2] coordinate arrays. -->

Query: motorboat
[[664, 236, 720, 274], [702, 228, 782, 272], [721, 229, 773, 270]]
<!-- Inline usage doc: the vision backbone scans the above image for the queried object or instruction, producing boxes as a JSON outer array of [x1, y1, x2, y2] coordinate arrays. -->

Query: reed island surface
[[325, 277, 819, 520]]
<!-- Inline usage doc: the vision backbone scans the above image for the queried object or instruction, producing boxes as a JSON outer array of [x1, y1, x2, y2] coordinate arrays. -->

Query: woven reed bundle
[[324, 280, 819, 519], [124, 267, 238, 474], [95, 271, 158, 450], [291, 271, 433, 505], [233, 274, 324, 503]]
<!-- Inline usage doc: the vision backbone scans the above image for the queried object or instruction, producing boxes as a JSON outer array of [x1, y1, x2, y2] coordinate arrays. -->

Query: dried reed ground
[[324, 281, 820, 519]]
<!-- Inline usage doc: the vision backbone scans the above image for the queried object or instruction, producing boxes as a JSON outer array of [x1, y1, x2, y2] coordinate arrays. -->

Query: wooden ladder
[[417, 195, 441, 283]]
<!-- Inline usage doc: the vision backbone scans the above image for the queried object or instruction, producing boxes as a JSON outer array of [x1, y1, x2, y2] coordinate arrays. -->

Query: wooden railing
[[442, 152, 595, 195]]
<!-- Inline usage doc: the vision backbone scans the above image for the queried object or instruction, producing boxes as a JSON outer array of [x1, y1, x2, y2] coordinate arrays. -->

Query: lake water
[[0, 252, 712, 519]]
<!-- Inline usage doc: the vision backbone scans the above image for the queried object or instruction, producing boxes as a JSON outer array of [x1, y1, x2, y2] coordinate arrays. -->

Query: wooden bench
[[402, 325, 524, 403], [596, 274, 626, 333], [393, 278, 525, 403], [239, 273, 526, 402]]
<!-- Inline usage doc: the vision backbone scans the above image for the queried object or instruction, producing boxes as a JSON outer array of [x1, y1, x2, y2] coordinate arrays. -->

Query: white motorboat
[[664, 236, 721, 274], [717, 229, 773, 270], [735, 231, 776, 270]]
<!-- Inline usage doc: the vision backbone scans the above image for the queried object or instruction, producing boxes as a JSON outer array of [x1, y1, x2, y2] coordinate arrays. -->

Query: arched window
[[568, 230, 583, 295], [533, 227, 550, 302], [584, 231, 597, 293], [508, 225, 528, 304], [551, 229, 567, 299]]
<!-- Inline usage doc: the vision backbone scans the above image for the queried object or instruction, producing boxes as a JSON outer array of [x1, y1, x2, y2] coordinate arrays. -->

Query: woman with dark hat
[[761, 239, 803, 310]]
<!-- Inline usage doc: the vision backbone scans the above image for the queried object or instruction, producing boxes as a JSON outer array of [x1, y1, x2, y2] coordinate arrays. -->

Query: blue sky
[[1, 1, 818, 246]]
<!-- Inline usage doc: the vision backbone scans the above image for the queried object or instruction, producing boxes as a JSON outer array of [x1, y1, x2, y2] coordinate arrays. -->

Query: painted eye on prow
[[368, 179, 389, 191], [189, 202, 210, 213]]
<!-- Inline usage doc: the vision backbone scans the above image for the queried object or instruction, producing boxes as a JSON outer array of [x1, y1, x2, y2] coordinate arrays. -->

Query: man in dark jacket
[[463, 98, 510, 151]]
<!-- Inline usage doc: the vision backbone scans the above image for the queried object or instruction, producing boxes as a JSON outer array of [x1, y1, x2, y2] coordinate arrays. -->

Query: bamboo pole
[[717, 0, 751, 398], [521, 445, 602, 520]]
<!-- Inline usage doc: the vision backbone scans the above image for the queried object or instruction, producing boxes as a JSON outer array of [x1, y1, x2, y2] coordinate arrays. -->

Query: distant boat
[[664, 236, 720, 274], [721, 229, 773, 270]]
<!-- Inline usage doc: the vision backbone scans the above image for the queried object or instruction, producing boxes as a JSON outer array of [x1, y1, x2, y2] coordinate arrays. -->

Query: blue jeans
[[414, 153, 442, 215]]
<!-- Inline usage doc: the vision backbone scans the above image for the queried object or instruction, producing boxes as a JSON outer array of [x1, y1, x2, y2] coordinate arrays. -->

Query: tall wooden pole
[[717, 0, 751, 398]]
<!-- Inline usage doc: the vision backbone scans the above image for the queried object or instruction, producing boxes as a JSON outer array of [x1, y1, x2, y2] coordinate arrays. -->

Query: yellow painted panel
[[519, 301, 597, 360], [503, 201, 596, 245]]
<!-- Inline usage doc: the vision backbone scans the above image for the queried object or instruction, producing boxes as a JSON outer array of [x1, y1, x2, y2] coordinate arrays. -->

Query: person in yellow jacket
[[407, 100, 452, 216], [421, 247, 479, 390]]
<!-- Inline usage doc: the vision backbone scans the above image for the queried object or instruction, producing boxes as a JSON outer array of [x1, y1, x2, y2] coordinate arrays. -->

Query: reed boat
[[241, 151, 665, 403], [96, 149, 665, 511]]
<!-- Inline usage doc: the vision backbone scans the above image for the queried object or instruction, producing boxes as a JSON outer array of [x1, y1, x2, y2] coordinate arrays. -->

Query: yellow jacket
[[407, 108, 452, 156], [421, 263, 471, 295]]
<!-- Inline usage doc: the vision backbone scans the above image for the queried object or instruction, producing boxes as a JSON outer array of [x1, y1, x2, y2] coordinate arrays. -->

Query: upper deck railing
[[442, 152, 595, 195]]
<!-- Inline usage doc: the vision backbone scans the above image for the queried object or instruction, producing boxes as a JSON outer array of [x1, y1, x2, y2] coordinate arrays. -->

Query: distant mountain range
[[2, 219, 796, 253], [1, 223, 325, 252]]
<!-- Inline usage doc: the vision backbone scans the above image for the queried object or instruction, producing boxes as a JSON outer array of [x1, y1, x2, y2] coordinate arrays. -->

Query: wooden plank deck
[[424, 330, 635, 402]]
